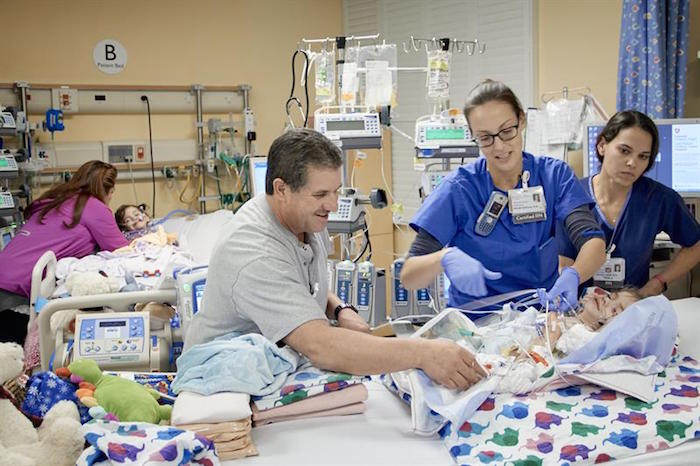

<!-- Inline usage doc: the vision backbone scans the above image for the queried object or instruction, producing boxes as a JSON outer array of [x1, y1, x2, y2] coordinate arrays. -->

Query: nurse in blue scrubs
[[558, 110, 700, 296], [401, 79, 606, 312]]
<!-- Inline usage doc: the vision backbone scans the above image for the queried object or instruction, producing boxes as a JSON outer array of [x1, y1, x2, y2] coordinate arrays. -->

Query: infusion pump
[[314, 107, 382, 149], [415, 108, 478, 158]]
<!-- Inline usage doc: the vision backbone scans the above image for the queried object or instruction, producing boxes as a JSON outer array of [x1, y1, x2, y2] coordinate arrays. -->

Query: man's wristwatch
[[333, 303, 358, 320]]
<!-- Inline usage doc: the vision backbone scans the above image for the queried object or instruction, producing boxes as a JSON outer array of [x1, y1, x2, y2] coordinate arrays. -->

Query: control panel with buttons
[[75, 312, 150, 368]]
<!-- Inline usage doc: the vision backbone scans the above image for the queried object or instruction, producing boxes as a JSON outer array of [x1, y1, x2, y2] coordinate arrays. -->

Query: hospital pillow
[[161, 209, 234, 264]]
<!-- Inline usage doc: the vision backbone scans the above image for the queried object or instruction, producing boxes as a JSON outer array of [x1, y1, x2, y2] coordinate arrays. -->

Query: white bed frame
[[32, 250, 177, 371]]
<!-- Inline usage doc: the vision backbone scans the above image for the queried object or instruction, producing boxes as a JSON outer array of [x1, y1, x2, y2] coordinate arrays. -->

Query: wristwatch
[[333, 303, 358, 320]]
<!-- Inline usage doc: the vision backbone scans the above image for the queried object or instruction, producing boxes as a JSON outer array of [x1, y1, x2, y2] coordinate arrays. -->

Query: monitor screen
[[193, 280, 206, 314], [248, 156, 268, 196], [584, 118, 700, 197]]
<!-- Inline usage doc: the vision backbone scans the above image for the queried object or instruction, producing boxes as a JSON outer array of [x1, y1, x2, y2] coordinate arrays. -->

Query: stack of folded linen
[[251, 363, 369, 425], [172, 391, 257, 460]]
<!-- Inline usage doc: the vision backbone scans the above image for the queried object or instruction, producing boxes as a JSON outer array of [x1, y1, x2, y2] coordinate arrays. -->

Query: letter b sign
[[93, 39, 128, 75]]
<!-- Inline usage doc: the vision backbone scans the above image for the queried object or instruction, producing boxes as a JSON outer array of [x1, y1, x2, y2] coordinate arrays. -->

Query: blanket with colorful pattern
[[252, 361, 368, 411], [441, 354, 700, 465]]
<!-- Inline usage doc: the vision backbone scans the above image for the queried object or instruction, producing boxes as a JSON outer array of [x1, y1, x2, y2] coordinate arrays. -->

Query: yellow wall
[[0, 0, 343, 215]]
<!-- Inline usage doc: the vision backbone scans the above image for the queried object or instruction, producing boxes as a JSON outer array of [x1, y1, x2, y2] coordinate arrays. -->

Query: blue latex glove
[[441, 247, 502, 297], [537, 266, 580, 312]]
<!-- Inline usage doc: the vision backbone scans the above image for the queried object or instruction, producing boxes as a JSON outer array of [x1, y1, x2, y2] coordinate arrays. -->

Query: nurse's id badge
[[507, 171, 546, 224], [593, 257, 625, 290]]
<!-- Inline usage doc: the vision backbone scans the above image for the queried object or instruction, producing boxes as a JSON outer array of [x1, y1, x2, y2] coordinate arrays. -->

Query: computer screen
[[584, 118, 700, 197], [248, 156, 268, 196]]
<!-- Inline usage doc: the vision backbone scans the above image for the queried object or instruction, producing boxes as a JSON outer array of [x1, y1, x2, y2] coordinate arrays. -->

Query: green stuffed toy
[[67, 358, 172, 424]]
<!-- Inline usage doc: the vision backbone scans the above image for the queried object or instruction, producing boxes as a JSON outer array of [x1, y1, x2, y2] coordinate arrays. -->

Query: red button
[[137, 147, 144, 159]]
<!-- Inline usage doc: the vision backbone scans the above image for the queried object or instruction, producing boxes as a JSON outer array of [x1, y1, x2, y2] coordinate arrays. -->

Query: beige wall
[[1, 0, 343, 215]]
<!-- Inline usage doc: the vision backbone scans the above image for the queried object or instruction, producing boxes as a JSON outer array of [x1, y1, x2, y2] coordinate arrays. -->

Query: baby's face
[[122, 206, 149, 231], [579, 287, 638, 327]]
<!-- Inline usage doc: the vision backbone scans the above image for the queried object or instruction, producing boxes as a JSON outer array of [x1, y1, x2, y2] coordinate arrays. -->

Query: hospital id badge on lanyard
[[594, 244, 626, 290], [507, 171, 546, 224]]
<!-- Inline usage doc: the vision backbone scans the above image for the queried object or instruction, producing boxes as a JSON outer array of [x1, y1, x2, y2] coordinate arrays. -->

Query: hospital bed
[[233, 298, 700, 466], [33, 209, 234, 371]]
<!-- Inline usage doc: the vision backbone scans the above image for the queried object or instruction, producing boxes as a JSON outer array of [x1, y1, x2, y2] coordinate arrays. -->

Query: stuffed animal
[[0, 342, 84, 466], [65, 271, 121, 296], [68, 358, 172, 424]]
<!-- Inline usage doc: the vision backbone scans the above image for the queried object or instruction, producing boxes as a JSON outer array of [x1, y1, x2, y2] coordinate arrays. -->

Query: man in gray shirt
[[184, 129, 484, 391]]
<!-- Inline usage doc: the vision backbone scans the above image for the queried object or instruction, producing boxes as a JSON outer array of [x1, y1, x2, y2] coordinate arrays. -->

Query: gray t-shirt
[[183, 194, 331, 350]]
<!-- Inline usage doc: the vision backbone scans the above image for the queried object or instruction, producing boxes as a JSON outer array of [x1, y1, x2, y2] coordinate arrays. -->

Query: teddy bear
[[0, 342, 85, 466]]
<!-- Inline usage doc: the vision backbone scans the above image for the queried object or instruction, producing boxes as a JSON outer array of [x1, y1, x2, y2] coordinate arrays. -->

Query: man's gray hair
[[265, 128, 343, 194]]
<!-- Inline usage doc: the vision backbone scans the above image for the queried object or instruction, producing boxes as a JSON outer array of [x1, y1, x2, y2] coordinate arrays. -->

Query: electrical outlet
[[192, 164, 201, 177]]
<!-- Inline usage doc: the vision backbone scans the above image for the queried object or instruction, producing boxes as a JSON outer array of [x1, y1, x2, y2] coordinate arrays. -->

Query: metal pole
[[15, 81, 30, 157], [241, 85, 252, 155], [193, 85, 206, 214]]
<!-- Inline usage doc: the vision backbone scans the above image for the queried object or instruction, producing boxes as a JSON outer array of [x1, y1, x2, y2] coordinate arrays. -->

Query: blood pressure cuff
[[563, 205, 604, 252], [558, 294, 677, 367], [407, 228, 443, 257]]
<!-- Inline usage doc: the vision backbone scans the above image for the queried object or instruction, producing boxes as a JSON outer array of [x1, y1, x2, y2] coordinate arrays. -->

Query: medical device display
[[391, 258, 412, 319], [0, 191, 15, 212], [247, 156, 268, 196], [475, 191, 508, 236], [420, 169, 452, 199], [584, 118, 700, 197], [415, 108, 479, 158], [335, 260, 355, 304], [0, 110, 17, 134], [0, 153, 19, 178], [327, 187, 387, 234], [72, 311, 173, 371], [0, 225, 14, 251], [314, 108, 382, 149], [175, 266, 208, 334], [354, 261, 387, 327], [414, 286, 433, 315]]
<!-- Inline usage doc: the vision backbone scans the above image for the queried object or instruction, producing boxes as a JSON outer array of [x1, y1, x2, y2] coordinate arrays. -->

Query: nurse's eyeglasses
[[471, 123, 520, 148]]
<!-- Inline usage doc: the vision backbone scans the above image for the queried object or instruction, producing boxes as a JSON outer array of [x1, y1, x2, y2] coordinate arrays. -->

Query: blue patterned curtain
[[617, 0, 690, 118]]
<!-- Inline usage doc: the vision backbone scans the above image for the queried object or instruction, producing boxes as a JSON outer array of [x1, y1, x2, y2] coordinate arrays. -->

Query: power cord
[[141, 95, 156, 216]]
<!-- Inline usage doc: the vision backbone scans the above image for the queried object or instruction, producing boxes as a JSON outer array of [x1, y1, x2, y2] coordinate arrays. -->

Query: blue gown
[[411, 152, 593, 307], [558, 176, 700, 288]]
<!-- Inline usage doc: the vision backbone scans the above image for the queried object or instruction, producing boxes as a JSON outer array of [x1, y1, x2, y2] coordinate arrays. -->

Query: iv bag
[[426, 50, 451, 101], [346, 44, 398, 107], [340, 62, 359, 107], [314, 50, 335, 105]]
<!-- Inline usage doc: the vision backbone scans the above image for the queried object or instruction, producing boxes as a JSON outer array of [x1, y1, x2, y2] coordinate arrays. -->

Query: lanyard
[[589, 176, 632, 258]]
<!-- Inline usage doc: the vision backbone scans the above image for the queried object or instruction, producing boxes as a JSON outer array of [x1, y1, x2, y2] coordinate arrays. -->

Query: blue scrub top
[[411, 152, 593, 307], [558, 176, 700, 288]]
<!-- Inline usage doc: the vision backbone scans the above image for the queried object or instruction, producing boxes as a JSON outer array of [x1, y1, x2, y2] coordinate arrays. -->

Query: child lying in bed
[[115, 204, 177, 245]]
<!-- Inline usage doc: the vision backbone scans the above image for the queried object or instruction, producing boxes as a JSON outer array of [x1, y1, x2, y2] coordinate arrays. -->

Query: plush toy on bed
[[0, 342, 84, 466], [67, 358, 172, 424]]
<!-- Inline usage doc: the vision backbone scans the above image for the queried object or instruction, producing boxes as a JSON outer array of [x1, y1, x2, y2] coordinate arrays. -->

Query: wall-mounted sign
[[93, 39, 127, 75]]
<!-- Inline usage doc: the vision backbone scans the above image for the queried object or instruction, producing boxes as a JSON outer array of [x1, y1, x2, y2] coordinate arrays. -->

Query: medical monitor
[[583, 118, 700, 198], [192, 279, 206, 315], [248, 156, 268, 196]]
